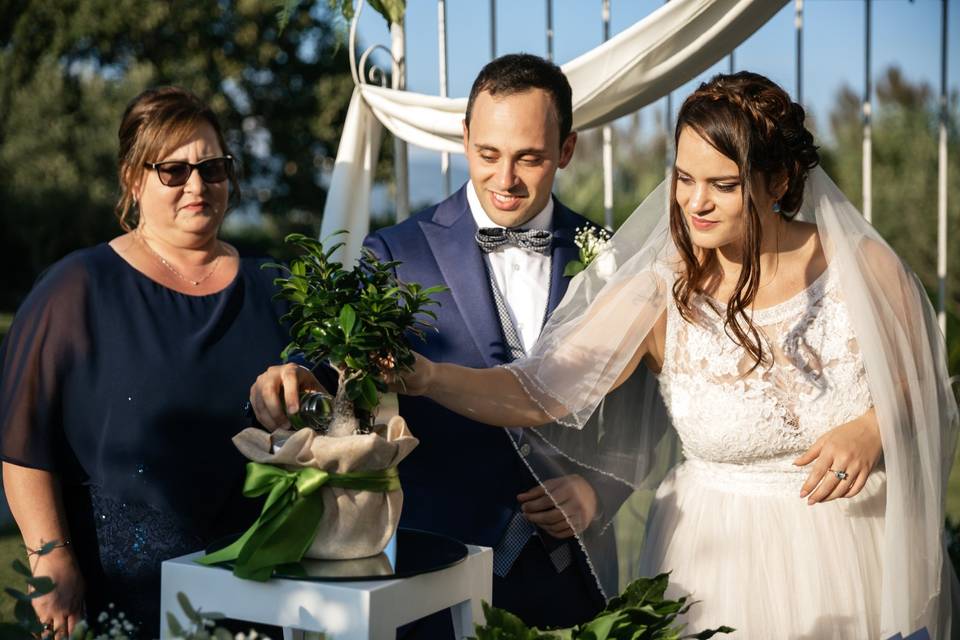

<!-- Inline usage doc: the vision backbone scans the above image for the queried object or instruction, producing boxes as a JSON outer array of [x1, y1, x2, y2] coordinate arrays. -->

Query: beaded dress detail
[[640, 264, 887, 638]]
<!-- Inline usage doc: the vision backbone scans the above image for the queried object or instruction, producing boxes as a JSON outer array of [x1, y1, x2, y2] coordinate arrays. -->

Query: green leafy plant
[[471, 573, 733, 640], [326, 0, 406, 25], [0, 540, 267, 639], [276, 0, 406, 31], [0, 541, 57, 639], [165, 592, 233, 640], [270, 231, 445, 436]]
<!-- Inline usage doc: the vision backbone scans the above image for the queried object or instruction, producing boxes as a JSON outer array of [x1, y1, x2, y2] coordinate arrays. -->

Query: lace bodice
[[658, 264, 873, 472]]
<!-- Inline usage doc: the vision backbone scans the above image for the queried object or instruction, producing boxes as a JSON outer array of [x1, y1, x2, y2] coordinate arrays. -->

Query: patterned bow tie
[[475, 227, 553, 255]]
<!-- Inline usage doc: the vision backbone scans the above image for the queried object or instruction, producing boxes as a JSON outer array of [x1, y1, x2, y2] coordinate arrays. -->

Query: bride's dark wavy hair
[[670, 71, 820, 371]]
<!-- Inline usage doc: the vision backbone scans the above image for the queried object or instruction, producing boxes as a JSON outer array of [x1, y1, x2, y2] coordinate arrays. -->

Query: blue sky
[[354, 0, 959, 211]]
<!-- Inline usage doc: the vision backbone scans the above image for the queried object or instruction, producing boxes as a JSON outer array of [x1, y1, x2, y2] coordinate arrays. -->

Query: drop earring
[[772, 201, 781, 214]]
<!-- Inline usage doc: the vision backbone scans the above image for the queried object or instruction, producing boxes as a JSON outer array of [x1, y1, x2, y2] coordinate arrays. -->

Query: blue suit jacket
[[364, 186, 628, 560]]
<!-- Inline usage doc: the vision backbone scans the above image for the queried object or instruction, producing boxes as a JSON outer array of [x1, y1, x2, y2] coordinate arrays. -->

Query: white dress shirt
[[467, 182, 553, 353]]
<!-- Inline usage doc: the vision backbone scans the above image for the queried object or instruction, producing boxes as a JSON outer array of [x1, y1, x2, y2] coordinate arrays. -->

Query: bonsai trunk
[[327, 371, 360, 437]]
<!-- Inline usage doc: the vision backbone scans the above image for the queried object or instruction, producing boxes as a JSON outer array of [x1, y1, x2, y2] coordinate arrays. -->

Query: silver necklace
[[136, 230, 222, 287]]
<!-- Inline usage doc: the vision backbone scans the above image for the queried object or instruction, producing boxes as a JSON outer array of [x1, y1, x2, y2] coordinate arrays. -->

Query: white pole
[[665, 0, 674, 213], [490, 0, 497, 59], [546, 0, 554, 61], [390, 21, 409, 222], [937, 0, 949, 337], [862, 0, 872, 224], [438, 0, 451, 198], [795, 0, 803, 104], [601, 0, 614, 230]]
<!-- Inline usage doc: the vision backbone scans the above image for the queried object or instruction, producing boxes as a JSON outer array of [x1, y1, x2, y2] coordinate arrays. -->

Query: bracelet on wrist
[[27, 538, 72, 557]]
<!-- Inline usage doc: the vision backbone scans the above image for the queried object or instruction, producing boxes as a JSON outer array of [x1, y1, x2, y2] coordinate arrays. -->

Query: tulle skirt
[[638, 458, 887, 639]]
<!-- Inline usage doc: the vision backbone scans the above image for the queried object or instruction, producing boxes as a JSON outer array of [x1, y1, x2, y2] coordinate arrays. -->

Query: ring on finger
[[830, 468, 849, 481]]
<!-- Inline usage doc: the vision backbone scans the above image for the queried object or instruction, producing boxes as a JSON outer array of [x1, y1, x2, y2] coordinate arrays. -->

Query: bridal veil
[[508, 167, 959, 637]]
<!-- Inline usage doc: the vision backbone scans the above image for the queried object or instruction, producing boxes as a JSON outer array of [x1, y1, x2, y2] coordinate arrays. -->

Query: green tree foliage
[[0, 0, 359, 309], [822, 67, 960, 371], [556, 111, 669, 230], [272, 231, 444, 435]]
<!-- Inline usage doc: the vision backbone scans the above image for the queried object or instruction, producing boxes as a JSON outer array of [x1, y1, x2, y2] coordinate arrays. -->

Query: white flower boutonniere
[[564, 226, 614, 278]]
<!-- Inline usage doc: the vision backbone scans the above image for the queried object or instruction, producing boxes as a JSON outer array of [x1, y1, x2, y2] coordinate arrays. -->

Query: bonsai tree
[[269, 231, 444, 437]]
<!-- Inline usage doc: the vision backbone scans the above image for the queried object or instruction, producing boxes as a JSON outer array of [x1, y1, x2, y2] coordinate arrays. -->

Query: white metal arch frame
[[325, 0, 787, 261], [329, 0, 950, 341]]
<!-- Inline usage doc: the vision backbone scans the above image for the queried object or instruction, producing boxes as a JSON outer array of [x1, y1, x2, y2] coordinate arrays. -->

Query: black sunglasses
[[144, 155, 233, 187]]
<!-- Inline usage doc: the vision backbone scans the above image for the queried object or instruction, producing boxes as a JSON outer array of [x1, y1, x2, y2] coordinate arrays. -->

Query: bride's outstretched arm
[[399, 337, 650, 428], [400, 355, 550, 427]]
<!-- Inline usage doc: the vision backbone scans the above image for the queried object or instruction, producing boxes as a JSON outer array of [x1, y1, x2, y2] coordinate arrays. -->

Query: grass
[[0, 312, 11, 344], [947, 448, 960, 520], [0, 527, 27, 622]]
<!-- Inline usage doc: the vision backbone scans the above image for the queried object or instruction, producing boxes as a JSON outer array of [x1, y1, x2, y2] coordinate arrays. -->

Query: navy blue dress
[[0, 244, 290, 635]]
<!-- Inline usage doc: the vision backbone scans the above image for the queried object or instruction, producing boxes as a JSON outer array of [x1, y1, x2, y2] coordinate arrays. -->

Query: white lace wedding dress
[[640, 263, 886, 638]]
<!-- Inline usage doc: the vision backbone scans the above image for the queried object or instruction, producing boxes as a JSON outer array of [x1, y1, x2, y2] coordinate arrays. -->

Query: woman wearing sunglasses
[[0, 86, 291, 636]]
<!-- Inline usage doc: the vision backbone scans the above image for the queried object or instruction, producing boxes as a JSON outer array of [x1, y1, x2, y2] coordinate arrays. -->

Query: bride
[[251, 71, 957, 638], [388, 72, 959, 638]]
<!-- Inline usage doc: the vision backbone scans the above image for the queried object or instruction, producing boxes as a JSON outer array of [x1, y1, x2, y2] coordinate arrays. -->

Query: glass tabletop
[[205, 528, 469, 582]]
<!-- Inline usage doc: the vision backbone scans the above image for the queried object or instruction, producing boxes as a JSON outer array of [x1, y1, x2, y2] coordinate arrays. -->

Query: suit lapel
[[420, 188, 506, 367], [546, 199, 581, 316]]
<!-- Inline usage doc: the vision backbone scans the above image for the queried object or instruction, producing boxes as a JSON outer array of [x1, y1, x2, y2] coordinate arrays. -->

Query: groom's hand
[[250, 363, 324, 431], [518, 474, 598, 539]]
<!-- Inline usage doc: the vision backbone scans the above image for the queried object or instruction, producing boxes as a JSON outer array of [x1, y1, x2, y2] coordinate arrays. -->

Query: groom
[[363, 53, 630, 633], [251, 53, 627, 633]]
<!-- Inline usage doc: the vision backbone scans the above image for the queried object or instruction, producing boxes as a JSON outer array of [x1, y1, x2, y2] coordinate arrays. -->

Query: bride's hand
[[389, 352, 435, 396], [793, 408, 882, 504]]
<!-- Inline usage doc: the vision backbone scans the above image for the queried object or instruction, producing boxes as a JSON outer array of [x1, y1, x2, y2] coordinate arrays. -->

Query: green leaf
[[213, 629, 234, 640], [14, 598, 37, 627], [682, 626, 736, 639], [368, 0, 405, 25], [4, 587, 31, 602], [36, 540, 60, 556], [200, 610, 225, 620], [11, 559, 32, 578], [563, 260, 586, 277], [340, 304, 357, 337], [166, 612, 185, 637], [359, 375, 378, 409], [26, 575, 54, 595], [276, 0, 300, 33], [0, 622, 34, 640], [177, 591, 201, 623], [578, 611, 619, 639], [422, 285, 449, 296]]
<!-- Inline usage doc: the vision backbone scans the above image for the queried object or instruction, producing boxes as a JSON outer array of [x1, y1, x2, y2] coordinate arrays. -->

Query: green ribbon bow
[[198, 461, 400, 581]]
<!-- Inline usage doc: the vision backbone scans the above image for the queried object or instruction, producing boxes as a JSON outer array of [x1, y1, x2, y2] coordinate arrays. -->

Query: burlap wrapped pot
[[231, 415, 418, 560]]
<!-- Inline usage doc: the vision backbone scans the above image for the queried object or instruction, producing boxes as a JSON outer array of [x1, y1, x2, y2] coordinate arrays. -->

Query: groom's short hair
[[465, 53, 573, 145]]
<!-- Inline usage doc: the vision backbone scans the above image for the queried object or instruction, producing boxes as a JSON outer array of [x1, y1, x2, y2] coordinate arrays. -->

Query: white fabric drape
[[321, 0, 788, 260]]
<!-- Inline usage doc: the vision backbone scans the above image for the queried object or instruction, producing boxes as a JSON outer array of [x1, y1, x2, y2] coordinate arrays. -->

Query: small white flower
[[574, 226, 613, 267]]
